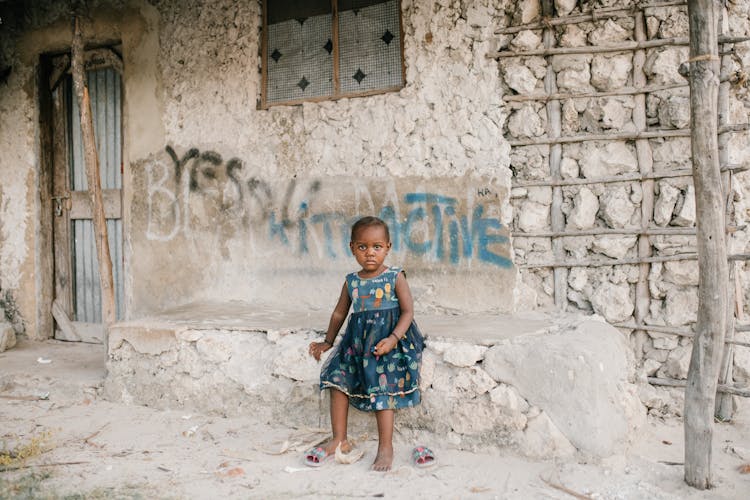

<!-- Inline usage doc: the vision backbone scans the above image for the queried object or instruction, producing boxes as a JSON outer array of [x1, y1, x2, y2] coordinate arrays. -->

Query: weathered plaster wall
[[0, 6, 45, 339], [126, 0, 515, 316], [0, 0, 162, 338], [1, 0, 516, 337]]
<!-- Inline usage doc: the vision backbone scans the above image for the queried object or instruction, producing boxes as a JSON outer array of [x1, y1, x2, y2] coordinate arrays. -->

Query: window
[[261, 0, 405, 107]]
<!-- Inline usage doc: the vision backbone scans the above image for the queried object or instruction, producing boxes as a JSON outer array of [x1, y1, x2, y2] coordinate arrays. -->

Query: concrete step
[[0, 339, 106, 403]]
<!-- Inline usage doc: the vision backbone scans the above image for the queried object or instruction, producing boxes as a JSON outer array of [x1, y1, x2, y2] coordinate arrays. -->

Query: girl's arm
[[309, 283, 351, 361], [374, 271, 413, 355]]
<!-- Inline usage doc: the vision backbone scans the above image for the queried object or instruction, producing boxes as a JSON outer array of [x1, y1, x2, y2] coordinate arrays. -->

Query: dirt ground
[[2, 339, 750, 499]]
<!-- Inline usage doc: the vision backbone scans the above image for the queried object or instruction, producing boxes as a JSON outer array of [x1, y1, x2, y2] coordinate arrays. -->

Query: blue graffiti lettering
[[269, 213, 289, 245], [265, 192, 511, 268], [471, 205, 511, 268]]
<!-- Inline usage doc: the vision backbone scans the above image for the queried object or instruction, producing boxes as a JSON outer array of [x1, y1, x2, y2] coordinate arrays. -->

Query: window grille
[[262, 0, 404, 107]]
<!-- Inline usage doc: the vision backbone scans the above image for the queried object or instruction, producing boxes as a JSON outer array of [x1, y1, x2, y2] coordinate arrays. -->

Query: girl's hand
[[373, 335, 399, 356], [309, 341, 332, 361]]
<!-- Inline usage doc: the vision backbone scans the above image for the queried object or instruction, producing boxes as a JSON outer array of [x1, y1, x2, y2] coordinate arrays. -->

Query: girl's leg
[[327, 389, 351, 455], [372, 409, 394, 471]]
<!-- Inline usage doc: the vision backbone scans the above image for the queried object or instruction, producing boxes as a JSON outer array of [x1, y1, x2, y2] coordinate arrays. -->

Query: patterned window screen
[[264, 0, 404, 106]]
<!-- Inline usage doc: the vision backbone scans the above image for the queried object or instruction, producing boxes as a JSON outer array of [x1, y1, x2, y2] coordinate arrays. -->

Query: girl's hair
[[351, 216, 390, 242]]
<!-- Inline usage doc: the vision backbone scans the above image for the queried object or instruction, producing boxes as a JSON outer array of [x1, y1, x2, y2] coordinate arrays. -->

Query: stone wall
[[505, 0, 750, 414], [104, 311, 645, 459]]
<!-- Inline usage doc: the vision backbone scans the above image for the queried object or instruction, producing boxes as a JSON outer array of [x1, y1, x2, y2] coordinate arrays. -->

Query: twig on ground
[[0, 460, 89, 472], [540, 476, 594, 500], [0, 394, 47, 401], [82, 423, 109, 447]]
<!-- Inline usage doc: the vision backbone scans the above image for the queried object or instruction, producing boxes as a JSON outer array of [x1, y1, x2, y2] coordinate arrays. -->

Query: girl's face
[[350, 225, 391, 275]]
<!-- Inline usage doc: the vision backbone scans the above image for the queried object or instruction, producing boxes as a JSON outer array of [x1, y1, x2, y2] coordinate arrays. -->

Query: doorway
[[48, 48, 124, 343]]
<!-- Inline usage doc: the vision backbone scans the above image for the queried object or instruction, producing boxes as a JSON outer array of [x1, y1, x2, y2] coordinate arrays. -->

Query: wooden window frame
[[260, 0, 406, 109]]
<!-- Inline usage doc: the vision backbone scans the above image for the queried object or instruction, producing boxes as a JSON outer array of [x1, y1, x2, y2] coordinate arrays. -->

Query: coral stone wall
[[505, 0, 750, 413]]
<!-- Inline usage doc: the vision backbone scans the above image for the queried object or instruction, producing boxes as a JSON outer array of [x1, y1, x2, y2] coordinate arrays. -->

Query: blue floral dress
[[320, 266, 424, 411]]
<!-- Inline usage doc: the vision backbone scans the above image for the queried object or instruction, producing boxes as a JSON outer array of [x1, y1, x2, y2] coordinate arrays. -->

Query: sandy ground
[[2, 339, 750, 499]]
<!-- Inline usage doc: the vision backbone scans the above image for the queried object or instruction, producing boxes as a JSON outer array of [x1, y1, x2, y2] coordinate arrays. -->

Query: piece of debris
[[661, 440, 672, 445], [283, 465, 318, 473], [658, 461, 683, 466], [470, 486, 492, 493], [739, 464, 750, 474], [216, 466, 244, 478], [36, 357, 52, 364], [182, 425, 199, 437], [724, 444, 750, 460], [334, 442, 364, 464]]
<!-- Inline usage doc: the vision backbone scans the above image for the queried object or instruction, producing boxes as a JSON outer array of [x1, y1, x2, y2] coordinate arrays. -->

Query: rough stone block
[[645, 346, 669, 363], [502, 62, 537, 95], [517, 200, 550, 232], [507, 105, 544, 138], [520, 411, 576, 458], [658, 95, 690, 129], [665, 345, 692, 380], [665, 288, 698, 326], [600, 98, 629, 129], [0, 322, 16, 352], [518, 2, 540, 25], [560, 157, 579, 179], [591, 282, 634, 323], [443, 344, 488, 367], [196, 335, 234, 363], [560, 24, 586, 47], [592, 235, 637, 259], [557, 67, 592, 92], [663, 260, 698, 286], [600, 187, 636, 228], [580, 142, 638, 178], [654, 182, 680, 226], [672, 185, 696, 227], [490, 383, 530, 413], [511, 29, 541, 51], [591, 54, 632, 91], [646, 47, 689, 85], [567, 187, 598, 230], [588, 19, 631, 45], [555, 0, 577, 17], [567, 268, 588, 292], [271, 334, 320, 382], [642, 358, 662, 377], [649, 331, 679, 350], [483, 319, 645, 457], [108, 325, 176, 355], [452, 366, 496, 395]]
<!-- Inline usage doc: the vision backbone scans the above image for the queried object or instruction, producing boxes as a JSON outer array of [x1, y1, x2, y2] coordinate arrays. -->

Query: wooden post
[[715, 5, 736, 422], [70, 17, 116, 328], [38, 55, 56, 339], [541, 0, 567, 310], [633, 9, 654, 356], [684, 0, 728, 489]]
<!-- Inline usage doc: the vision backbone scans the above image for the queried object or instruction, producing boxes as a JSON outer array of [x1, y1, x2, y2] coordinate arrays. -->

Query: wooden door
[[50, 50, 124, 343]]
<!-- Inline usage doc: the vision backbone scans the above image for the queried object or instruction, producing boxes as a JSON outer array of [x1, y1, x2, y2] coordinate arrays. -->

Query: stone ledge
[[103, 302, 645, 459]]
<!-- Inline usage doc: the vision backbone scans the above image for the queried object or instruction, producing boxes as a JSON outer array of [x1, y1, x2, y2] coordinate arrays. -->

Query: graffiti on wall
[[144, 146, 512, 268]]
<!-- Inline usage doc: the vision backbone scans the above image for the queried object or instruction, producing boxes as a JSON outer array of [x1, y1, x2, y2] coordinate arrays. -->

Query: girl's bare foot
[[372, 444, 393, 471]]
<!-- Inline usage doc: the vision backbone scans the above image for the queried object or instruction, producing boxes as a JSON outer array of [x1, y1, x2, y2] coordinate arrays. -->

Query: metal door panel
[[67, 67, 124, 324]]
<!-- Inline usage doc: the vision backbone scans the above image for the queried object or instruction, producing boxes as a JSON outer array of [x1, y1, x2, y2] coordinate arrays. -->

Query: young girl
[[307, 216, 424, 471]]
